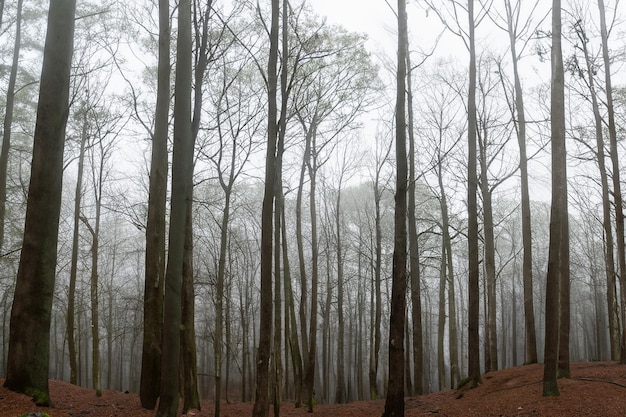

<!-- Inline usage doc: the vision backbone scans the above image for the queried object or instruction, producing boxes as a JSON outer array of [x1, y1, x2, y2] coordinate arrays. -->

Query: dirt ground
[[2, 361, 626, 416]]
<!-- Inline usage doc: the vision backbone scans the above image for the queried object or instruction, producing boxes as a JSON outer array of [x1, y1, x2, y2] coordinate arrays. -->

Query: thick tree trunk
[[543, 0, 566, 396], [3, 0, 76, 405], [140, 0, 169, 408], [181, 194, 200, 413], [382, 0, 408, 414], [252, 0, 278, 415], [156, 0, 192, 414]]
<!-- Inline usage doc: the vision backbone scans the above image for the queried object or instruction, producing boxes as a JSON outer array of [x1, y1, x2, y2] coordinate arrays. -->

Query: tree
[[3, 0, 77, 405], [466, 0, 481, 387], [597, 0, 626, 365], [382, 0, 408, 414], [543, 0, 567, 396], [0, 0, 23, 253], [501, 0, 539, 364], [156, 0, 192, 414], [252, 0, 278, 415], [140, 0, 170, 409]]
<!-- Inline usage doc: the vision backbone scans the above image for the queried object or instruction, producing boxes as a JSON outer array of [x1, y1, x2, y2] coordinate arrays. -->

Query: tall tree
[[156, 0, 192, 414], [406, 42, 424, 397], [382, 0, 408, 414], [3, 0, 76, 405], [140, 0, 170, 409], [502, 0, 538, 364], [252, 0, 279, 415], [67, 104, 88, 386], [597, 0, 626, 364], [543, 0, 567, 396], [466, 0, 481, 387], [0, 0, 23, 253]]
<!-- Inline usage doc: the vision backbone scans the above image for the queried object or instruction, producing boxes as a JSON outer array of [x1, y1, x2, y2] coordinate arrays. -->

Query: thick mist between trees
[[0, 0, 625, 416]]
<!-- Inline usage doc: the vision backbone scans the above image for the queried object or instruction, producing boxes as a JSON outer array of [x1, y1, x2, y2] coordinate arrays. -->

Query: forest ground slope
[[2, 362, 626, 416]]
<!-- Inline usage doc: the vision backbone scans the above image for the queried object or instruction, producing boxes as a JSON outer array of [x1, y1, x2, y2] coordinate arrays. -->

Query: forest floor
[[2, 361, 626, 416]]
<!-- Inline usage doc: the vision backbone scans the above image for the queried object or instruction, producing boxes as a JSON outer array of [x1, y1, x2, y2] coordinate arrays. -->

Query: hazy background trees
[[1, 0, 626, 410]]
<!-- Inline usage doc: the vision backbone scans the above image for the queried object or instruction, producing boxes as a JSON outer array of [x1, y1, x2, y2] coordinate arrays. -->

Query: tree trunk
[[478, 123, 498, 372], [156, 0, 192, 414], [304, 127, 319, 412], [370, 159, 383, 400], [251, 0, 278, 414], [382, 0, 407, 414], [335, 186, 346, 403], [543, 0, 566, 396], [140, 0, 169, 408], [598, 0, 626, 364], [68, 108, 88, 386], [466, 0, 481, 388], [3, 0, 76, 405], [0, 0, 23, 252], [181, 193, 200, 413], [503, 0, 537, 365], [406, 37, 423, 397], [282, 204, 303, 407]]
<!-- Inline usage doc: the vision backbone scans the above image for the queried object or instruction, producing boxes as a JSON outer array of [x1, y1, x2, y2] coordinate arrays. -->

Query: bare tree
[[140, 0, 169, 408], [543, 0, 568, 396], [156, 0, 193, 414], [3, 0, 76, 405], [382, 0, 408, 413]]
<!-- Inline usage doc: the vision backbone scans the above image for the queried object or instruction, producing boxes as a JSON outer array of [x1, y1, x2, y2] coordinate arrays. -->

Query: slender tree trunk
[[304, 129, 319, 412], [335, 186, 346, 403], [406, 40, 423, 397], [252, 0, 278, 414], [0, 0, 23, 252], [437, 242, 446, 390], [140, 0, 169, 408], [466, 0, 481, 388], [503, 0, 537, 365], [598, 0, 626, 364], [446, 225, 459, 388], [543, 0, 566, 396], [68, 109, 88, 386], [370, 170, 383, 399], [382, 0, 407, 413], [156, 0, 192, 414], [3, 0, 76, 405], [282, 205, 303, 407], [478, 125, 498, 372]]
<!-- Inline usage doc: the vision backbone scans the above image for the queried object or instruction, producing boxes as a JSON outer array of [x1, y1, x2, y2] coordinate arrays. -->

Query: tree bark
[[466, 0, 482, 388], [140, 0, 169, 408], [156, 0, 192, 414], [597, 0, 626, 365], [543, 0, 567, 396], [0, 0, 23, 252], [503, 0, 538, 365], [3, 0, 76, 405], [406, 38, 423, 397], [67, 108, 88, 386], [252, 0, 278, 414], [382, 0, 408, 413]]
